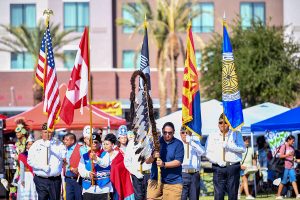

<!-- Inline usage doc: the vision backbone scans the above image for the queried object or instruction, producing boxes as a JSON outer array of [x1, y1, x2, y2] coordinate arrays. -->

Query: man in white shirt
[[28, 123, 67, 200], [205, 113, 245, 200], [180, 126, 205, 200]]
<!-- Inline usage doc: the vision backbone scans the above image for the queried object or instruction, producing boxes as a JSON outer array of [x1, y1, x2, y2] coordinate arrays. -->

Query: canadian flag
[[60, 27, 89, 125]]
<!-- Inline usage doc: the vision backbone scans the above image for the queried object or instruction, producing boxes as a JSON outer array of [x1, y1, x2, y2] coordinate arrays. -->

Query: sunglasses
[[218, 121, 228, 125], [92, 141, 100, 144], [180, 131, 188, 135], [163, 131, 174, 135]]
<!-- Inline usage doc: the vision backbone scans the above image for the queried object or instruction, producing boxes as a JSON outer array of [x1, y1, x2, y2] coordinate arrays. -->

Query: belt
[[142, 170, 151, 174], [65, 176, 78, 180], [212, 162, 240, 168], [35, 175, 61, 179], [182, 169, 198, 173]]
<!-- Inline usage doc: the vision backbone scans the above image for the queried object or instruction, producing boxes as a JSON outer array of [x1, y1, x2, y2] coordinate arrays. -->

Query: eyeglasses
[[92, 141, 100, 144], [218, 121, 228, 125], [163, 131, 174, 135]]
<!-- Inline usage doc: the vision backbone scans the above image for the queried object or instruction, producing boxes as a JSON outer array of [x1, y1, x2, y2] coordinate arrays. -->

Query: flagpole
[[87, 26, 95, 185], [43, 9, 53, 167]]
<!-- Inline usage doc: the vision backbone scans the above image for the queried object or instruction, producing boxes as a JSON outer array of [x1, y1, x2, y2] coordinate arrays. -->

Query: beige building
[[0, 0, 113, 70], [0, 0, 286, 117]]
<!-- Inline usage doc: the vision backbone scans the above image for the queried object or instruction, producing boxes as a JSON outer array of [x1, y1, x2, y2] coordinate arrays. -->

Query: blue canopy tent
[[251, 106, 300, 132]]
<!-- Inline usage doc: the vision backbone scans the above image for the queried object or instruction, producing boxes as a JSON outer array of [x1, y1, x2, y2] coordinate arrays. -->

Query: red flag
[[60, 27, 89, 125]]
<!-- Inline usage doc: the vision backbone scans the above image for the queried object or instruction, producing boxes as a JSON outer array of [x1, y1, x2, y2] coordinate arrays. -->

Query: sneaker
[[237, 193, 241, 200], [275, 196, 283, 199], [246, 195, 255, 199], [296, 194, 300, 199]]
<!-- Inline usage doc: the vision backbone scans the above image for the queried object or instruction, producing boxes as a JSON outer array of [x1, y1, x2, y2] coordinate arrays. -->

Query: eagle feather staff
[[125, 70, 161, 179]]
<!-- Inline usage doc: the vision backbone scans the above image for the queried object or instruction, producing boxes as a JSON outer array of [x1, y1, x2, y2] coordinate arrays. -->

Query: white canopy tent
[[242, 102, 290, 136], [156, 101, 289, 139], [156, 99, 223, 139]]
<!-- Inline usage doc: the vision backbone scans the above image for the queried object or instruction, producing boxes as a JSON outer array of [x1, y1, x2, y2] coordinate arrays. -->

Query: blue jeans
[[66, 177, 83, 200], [281, 168, 296, 184]]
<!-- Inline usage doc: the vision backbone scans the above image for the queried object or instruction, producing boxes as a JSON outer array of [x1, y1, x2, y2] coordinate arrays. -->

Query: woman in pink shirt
[[276, 135, 300, 199]]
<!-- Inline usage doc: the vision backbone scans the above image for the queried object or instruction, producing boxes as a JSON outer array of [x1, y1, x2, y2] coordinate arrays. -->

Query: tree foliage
[[201, 20, 300, 107], [0, 20, 80, 62]]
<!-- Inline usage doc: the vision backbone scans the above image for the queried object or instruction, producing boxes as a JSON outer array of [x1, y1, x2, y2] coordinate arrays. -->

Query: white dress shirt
[[78, 151, 112, 194], [28, 138, 66, 177], [182, 135, 205, 171], [205, 130, 245, 167]]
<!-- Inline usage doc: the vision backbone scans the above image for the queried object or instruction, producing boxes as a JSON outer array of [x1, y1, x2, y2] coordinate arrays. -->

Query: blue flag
[[222, 18, 244, 130]]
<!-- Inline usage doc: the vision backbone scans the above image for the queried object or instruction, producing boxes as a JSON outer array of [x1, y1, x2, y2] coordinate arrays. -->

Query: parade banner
[[182, 22, 202, 136], [222, 17, 244, 130], [92, 101, 122, 116], [265, 131, 290, 154]]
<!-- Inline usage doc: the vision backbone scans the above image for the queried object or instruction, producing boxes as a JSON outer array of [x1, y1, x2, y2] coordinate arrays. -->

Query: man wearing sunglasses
[[146, 122, 184, 200], [205, 113, 245, 200], [180, 126, 205, 200]]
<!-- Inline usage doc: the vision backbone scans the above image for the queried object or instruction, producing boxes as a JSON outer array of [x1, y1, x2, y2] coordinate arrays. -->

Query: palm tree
[[0, 20, 80, 105], [116, 0, 200, 116]]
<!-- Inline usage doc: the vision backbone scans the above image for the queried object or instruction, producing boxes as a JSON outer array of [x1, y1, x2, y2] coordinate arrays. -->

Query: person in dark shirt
[[146, 122, 184, 200]]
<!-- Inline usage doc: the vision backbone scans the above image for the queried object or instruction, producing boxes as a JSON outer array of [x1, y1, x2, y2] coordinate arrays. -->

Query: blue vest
[[82, 151, 111, 190]]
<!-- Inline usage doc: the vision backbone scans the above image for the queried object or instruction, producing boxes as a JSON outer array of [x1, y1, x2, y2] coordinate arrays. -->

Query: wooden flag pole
[[86, 27, 95, 186]]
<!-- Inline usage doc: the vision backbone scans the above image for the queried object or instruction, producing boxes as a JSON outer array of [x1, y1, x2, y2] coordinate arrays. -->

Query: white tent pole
[[251, 131, 257, 197]]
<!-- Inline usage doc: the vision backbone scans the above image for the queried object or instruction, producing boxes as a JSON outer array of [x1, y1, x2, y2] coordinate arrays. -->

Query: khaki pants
[[147, 179, 183, 200]]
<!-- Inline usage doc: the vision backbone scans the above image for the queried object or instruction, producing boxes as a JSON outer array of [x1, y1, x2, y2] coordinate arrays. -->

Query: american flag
[[35, 25, 61, 131]]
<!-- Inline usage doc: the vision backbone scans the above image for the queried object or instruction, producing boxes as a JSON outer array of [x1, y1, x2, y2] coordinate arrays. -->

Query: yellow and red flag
[[182, 22, 202, 136]]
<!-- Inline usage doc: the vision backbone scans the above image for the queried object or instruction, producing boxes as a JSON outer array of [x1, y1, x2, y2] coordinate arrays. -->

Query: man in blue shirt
[[146, 122, 184, 200], [64, 133, 82, 200]]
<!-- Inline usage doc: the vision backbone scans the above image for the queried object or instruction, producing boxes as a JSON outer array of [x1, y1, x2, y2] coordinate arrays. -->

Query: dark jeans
[[132, 174, 150, 200], [66, 177, 83, 200], [212, 163, 241, 200], [83, 192, 110, 200], [181, 172, 200, 200], [33, 175, 62, 200]]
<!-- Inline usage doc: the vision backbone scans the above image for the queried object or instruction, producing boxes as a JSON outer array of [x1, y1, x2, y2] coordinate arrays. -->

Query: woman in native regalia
[[10, 119, 28, 200], [17, 135, 37, 200], [103, 133, 134, 200]]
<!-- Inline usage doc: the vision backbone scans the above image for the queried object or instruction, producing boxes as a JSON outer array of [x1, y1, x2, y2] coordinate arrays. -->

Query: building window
[[10, 4, 36, 28], [195, 50, 202, 69], [192, 3, 214, 33], [11, 52, 34, 69], [240, 2, 265, 28], [64, 2, 89, 32], [122, 50, 140, 69], [64, 50, 77, 69]]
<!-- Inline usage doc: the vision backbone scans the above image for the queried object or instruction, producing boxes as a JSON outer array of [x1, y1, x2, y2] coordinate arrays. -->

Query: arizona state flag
[[222, 16, 244, 130], [182, 22, 202, 136]]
